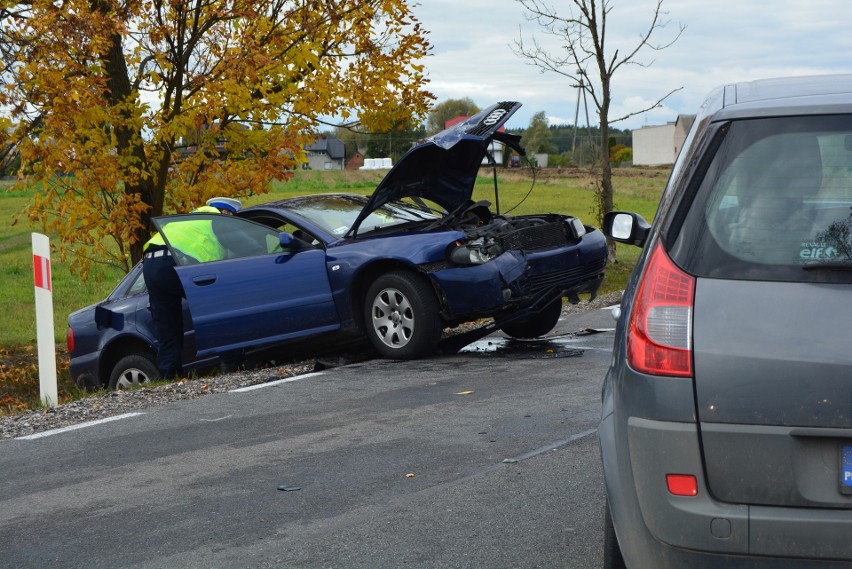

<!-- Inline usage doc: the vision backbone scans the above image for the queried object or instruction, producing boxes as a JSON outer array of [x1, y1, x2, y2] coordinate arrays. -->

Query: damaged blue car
[[67, 101, 608, 388]]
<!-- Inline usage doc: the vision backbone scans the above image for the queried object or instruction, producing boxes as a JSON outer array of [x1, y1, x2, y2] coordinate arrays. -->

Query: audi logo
[[482, 109, 507, 126]]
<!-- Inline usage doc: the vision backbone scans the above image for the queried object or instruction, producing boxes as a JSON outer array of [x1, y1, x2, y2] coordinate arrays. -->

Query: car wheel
[[500, 298, 563, 339], [364, 271, 442, 359], [108, 354, 161, 390], [603, 499, 627, 569]]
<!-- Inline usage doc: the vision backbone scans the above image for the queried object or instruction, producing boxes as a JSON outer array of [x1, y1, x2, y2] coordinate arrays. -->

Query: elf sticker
[[800, 242, 838, 260]]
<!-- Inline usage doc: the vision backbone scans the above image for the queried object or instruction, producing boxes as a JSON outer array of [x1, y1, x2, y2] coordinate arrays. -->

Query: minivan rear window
[[671, 115, 852, 283]]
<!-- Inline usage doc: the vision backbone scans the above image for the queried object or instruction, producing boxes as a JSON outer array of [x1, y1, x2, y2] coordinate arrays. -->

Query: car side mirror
[[275, 232, 300, 261], [279, 232, 295, 249], [603, 211, 651, 247]]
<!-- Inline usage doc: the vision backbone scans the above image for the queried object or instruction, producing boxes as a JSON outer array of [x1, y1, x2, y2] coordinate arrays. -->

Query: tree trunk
[[102, 31, 155, 266], [598, 90, 616, 261]]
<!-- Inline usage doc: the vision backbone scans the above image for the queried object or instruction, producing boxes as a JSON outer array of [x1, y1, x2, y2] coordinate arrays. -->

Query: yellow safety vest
[[145, 207, 226, 263]]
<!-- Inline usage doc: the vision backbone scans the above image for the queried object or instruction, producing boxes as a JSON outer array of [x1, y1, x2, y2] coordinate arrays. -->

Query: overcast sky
[[410, 0, 852, 131]]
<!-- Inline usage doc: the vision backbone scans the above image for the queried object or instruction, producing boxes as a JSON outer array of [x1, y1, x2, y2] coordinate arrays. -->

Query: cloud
[[547, 116, 574, 126], [408, 0, 852, 131]]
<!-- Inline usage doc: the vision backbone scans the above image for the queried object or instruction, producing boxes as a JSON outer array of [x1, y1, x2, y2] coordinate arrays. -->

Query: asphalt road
[[0, 306, 618, 569]]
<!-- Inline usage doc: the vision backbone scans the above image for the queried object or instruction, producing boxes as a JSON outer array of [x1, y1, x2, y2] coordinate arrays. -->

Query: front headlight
[[566, 217, 586, 239], [447, 238, 502, 265]]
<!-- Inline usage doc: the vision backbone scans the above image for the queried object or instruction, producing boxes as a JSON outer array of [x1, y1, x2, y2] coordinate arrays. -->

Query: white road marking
[[16, 413, 145, 440], [16, 372, 325, 439], [229, 371, 324, 393]]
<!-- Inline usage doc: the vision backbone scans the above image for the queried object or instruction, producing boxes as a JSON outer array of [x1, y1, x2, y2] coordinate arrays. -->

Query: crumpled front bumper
[[428, 246, 606, 320]]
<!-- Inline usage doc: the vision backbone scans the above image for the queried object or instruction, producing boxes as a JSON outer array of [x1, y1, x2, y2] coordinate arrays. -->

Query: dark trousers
[[142, 249, 185, 379]]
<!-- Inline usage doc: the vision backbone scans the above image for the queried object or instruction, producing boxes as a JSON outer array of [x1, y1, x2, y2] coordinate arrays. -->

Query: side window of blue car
[[210, 216, 284, 259], [156, 214, 284, 265]]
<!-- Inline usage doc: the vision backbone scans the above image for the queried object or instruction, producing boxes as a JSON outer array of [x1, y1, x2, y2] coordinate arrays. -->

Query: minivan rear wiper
[[802, 261, 852, 271]]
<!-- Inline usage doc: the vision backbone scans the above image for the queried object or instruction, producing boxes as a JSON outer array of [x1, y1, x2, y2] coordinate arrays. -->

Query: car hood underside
[[349, 101, 524, 237]]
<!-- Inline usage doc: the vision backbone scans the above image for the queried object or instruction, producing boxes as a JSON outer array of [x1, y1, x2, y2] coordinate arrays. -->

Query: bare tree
[[513, 0, 684, 256]]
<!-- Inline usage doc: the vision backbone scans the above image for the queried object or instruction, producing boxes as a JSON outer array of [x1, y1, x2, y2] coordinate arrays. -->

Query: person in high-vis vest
[[142, 198, 241, 379]]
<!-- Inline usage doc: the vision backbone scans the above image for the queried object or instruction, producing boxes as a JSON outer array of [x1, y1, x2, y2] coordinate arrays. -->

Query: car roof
[[709, 74, 852, 121]]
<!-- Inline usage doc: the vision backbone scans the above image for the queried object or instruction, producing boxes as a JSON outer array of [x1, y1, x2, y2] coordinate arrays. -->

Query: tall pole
[[572, 69, 594, 166], [32, 233, 58, 408], [583, 86, 594, 164], [572, 77, 582, 155]]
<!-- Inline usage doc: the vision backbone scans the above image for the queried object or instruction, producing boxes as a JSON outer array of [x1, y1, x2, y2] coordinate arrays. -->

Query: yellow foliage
[[1, 0, 433, 277]]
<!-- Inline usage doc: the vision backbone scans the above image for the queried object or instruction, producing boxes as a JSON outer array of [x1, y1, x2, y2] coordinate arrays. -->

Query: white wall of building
[[306, 155, 344, 170], [632, 123, 677, 166]]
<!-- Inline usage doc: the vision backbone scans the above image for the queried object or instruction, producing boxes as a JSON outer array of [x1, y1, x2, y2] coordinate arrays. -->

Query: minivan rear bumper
[[601, 410, 852, 568]]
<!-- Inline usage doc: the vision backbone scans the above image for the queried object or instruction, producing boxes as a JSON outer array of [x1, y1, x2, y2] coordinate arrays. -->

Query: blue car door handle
[[192, 274, 217, 286]]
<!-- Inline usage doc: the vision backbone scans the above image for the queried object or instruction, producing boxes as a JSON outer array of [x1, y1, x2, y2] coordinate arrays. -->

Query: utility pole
[[572, 72, 582, 158], [572, 69, 593, 166]]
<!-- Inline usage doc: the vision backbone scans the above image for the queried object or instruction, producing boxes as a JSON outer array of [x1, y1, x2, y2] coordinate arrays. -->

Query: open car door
[[152, 214, 340, 356]]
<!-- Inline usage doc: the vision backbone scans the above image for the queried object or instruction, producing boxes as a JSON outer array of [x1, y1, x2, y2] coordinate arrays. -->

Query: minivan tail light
[[627, 242, 694, 377]]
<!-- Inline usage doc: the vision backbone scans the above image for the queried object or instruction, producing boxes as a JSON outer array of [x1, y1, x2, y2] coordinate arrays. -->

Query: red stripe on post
[[33, 254, 51, 291], [33, 255, 43, 288]]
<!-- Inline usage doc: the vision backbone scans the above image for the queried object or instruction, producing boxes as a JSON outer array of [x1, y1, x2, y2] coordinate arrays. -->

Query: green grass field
[[0, 166, 669, 413]]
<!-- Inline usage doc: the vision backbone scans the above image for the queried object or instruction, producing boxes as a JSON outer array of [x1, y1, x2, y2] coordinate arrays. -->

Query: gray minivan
[[600, 75, 852, 568]]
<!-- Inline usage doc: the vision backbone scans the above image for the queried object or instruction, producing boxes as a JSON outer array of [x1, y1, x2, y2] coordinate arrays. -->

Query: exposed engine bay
[[434, 200, 589, 266]]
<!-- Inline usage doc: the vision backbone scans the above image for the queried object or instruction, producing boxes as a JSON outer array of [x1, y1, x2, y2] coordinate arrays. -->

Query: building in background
[[632, 114, 696, 166], [305, 136, 346, 170]]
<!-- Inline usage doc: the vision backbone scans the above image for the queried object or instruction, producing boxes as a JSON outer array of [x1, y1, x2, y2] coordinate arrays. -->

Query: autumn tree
[[426, 97, 480, 135], [0, 0, 432, 275], [513, 0, 683, 253]]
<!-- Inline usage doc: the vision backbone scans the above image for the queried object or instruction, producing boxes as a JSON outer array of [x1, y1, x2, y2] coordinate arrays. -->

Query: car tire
[[603, 499, 627, 569], [364, 271, 442, 359], [500, 298, 563, 339], [108, 354, 161, 390]]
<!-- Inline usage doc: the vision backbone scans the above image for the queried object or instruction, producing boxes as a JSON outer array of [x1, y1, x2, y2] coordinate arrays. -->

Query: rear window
[[671, 115, 852, 283]]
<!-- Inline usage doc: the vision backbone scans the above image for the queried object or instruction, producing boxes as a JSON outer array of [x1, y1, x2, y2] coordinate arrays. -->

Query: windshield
[[286, 195, 441, 237], [672, 114, 852, 283]]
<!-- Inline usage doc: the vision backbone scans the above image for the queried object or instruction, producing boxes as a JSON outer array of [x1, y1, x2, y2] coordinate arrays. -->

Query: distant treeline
[[505, 125, 632, 155]]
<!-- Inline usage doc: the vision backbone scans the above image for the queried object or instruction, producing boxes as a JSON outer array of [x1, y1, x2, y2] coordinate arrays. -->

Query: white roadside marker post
[[32, 232, 58, 408]]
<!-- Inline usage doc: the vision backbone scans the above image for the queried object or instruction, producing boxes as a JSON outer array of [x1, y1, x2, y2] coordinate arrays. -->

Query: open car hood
[[349, 101, 524, 237]]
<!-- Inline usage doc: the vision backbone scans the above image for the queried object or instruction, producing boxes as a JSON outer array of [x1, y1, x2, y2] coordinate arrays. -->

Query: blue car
[[67, 101, 608, 388]]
